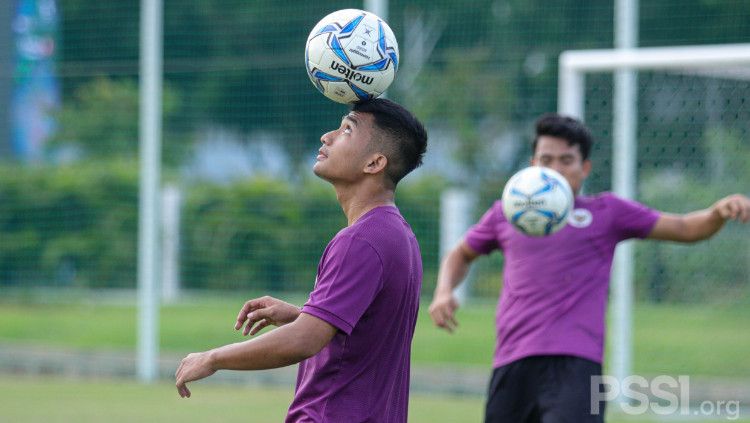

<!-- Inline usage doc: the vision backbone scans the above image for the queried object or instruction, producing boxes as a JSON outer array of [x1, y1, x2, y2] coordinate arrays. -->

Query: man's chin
[[312, 164, 328, 181]]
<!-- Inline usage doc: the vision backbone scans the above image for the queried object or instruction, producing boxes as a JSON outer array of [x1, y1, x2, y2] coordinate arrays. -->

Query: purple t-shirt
[[465, 192, 659, 368], [286, 205, 422, 423]]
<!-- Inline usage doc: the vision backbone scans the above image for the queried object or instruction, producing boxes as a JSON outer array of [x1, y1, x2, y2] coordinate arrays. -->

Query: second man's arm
[[428, 241, 480, 333]]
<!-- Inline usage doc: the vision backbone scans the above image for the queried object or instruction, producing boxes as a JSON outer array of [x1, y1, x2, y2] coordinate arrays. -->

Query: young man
[[176, 98, 428, 422], [428, 113, 750, 423]]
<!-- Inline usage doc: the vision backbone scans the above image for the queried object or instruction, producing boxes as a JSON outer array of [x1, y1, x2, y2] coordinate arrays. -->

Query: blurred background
[[0, 0, 749, 422]]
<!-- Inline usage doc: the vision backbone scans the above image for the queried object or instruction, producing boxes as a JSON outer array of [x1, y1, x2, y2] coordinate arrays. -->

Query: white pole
[[161, 184, 181, 304], [557, 44, 750, 71], [557, 59, 585, 119], [364, 0, 389, 98], [364, 0, 388, 21], [612, 0, 639, 394], [137, 0, 163, 383], [440, 189, 476, 304]]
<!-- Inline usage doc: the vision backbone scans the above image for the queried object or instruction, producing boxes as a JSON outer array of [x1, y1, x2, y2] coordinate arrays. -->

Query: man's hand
[[235, 296, 301, 336], [428, 292, 460, 333], [175, 351, 216, 398], [712, 194, 750, 223]]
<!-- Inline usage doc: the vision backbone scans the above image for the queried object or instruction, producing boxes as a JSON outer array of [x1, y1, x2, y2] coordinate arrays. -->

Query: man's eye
[[343, 127, 352, 134]]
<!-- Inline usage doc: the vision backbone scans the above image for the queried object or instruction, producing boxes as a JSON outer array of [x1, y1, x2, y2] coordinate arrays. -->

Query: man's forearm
[[681, 208, 726, 242], [209, 322, 316, 371], [659, 194, 750, 242], [435, 247, 472, 295]]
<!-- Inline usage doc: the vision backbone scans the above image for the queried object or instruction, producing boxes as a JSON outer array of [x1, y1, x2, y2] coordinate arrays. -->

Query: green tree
[[50, 78, 184, 164]]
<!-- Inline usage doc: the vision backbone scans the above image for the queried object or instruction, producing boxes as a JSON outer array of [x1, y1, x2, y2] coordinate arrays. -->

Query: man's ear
[[363, 153, 388, 175], [582, 159, 592, 178]]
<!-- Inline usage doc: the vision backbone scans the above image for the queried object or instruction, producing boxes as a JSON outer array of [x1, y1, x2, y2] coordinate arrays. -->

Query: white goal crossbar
[[559, 43, 750, 117]]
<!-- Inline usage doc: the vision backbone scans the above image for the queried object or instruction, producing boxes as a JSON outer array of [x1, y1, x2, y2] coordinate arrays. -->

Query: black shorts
[[484, 355, 606, 423]]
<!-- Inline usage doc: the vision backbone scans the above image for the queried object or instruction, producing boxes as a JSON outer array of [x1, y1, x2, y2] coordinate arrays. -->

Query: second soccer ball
[[501, 166, 573, 237]]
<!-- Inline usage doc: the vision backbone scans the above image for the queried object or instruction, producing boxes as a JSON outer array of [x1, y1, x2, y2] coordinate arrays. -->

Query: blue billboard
[[12, 0, 59, 162]]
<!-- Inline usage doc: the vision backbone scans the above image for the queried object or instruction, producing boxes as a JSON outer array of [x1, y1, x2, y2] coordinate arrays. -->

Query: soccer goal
[[557, 43, 750, 385]]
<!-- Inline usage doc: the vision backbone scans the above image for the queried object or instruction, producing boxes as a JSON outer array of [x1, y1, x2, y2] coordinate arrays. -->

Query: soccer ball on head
[[305, 9, 399, 104], [501, 166, 574, 237]]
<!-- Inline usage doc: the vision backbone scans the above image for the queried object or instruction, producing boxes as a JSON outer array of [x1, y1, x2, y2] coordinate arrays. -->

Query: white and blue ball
[[305, 9, 399, 104], [501, 166, 574, 236]]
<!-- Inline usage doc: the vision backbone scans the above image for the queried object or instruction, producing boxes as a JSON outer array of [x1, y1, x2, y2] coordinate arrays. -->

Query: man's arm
[[428, 240, 480, 333], [648, 194, 750, 242], [175, 312, 336, 398]]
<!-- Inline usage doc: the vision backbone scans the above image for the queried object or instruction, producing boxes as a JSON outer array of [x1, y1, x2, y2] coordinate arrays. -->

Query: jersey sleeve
[[607, 193, 660, 241], [464, 201, 502, 255], [301, 235, 384, 335]]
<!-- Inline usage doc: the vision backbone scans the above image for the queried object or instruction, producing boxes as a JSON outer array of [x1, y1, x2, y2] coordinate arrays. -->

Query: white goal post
[[557, 43, 750, 386]]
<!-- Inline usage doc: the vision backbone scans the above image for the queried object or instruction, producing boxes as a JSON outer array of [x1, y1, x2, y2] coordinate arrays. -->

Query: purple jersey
[[465, 193, 659, 368], [286, 206, 422, 423]]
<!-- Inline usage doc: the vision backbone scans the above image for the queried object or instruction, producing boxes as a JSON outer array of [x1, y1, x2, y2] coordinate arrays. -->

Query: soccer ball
[[305, 9, 399, 104], [501, 166, 574, 236]]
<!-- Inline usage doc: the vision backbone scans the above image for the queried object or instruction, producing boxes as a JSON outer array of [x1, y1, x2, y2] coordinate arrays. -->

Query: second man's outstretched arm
[[648, 194, 750, 242], [429, 241, 480, 333]]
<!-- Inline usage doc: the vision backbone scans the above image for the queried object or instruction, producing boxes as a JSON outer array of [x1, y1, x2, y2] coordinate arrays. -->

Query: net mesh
[[1, 0, 749, 383]]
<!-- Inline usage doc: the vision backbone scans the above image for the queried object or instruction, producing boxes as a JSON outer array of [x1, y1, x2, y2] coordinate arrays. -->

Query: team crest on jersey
[[568, 208, 593, 228]]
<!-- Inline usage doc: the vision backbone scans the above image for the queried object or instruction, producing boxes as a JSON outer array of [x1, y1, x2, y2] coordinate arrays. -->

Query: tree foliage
[[49, 77, 185, 164]]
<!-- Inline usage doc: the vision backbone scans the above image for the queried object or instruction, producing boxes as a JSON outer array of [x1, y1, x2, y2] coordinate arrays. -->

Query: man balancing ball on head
[[429, 113, 750, 423], [176, 98, 428, 423]]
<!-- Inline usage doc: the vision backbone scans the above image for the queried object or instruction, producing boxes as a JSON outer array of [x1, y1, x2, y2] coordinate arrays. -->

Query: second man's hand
[[428, 291, 460, 333], [712, 194, 750, 223], [235, 296, 301, 336]]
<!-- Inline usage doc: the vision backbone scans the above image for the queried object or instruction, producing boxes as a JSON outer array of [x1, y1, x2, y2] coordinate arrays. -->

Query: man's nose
[[547, 161, 565, 174]]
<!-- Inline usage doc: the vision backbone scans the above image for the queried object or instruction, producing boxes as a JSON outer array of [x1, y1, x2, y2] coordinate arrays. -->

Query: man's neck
[[335, 183, 395, 226]]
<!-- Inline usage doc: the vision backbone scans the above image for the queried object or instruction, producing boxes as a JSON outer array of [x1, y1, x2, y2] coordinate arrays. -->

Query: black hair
[[352, 98, 428, 186], [532, 113, 593, 160]]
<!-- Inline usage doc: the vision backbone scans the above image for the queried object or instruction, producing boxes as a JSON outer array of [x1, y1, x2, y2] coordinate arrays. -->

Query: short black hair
[[532, 113, 593, 160], [352, 98, 428, 186]]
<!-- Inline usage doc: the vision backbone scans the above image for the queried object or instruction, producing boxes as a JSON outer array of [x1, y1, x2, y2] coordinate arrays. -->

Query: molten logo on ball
[[329, 61, 375, 85]]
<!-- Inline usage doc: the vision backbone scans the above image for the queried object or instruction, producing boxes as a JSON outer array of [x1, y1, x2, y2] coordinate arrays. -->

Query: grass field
[[1, 294, 749, 377], [0, 376, 484, 422], [1, 376, 746, 423], [1, 294, 749, 422]]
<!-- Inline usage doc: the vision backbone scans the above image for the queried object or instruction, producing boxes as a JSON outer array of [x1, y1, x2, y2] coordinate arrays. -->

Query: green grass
[[1, 294, 747, 422], [632, 303, 750, 377], [1, 376, 745, 423], [0, 295, 749, 377], [0, 295, 494, 364], [0, 376, 482, 423]]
